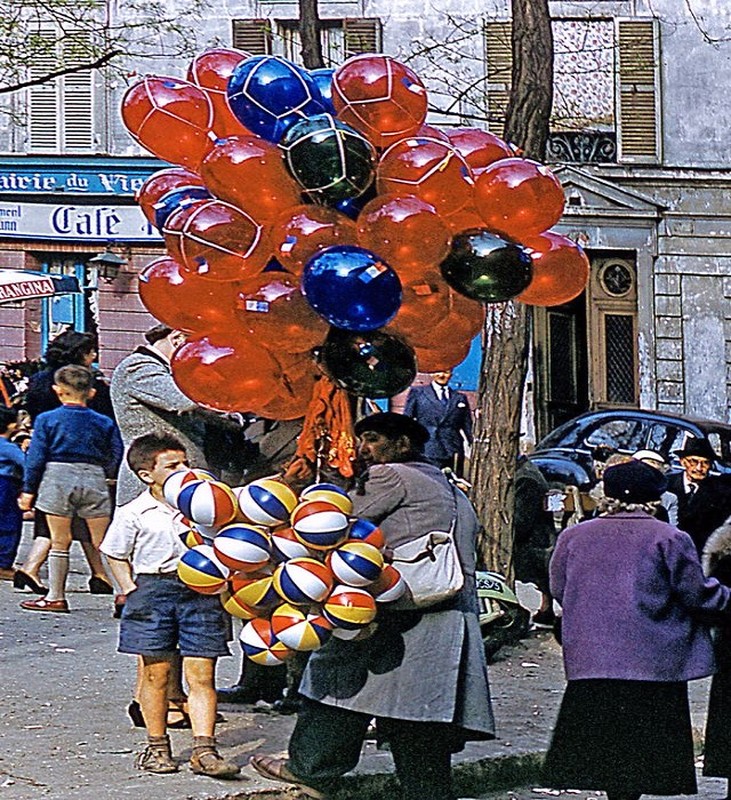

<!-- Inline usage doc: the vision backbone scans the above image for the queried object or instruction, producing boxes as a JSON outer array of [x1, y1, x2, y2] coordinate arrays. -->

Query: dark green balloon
[[440, 228, 533, 303], [280, 113, 376, 205], [320, 328, 416, 398]]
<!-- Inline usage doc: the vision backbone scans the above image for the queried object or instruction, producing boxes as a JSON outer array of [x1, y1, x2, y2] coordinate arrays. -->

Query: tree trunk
[[299, 0, 324, 69], [471, 0, 553, 574]]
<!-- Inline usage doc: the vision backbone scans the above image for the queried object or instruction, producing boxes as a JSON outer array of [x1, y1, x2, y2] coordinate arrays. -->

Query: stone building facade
[[0, 0, 730, 437]]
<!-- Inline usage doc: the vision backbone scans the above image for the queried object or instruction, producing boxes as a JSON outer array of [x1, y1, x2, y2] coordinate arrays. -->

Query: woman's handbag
[[390, 521, 465, 608]]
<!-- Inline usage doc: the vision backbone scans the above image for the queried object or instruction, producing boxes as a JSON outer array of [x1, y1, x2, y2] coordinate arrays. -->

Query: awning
[[0, 269, 81, 305]]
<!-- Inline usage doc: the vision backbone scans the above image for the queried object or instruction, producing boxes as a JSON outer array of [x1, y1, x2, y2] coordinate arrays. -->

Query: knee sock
[[46, 549, 70, 601]]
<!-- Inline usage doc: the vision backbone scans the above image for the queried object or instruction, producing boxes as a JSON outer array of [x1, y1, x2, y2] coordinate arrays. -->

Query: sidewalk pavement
[[0, 546, 718, 800]]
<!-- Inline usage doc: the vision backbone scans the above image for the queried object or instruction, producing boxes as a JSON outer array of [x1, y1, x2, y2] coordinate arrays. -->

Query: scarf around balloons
[[122, 50, 590, 419]]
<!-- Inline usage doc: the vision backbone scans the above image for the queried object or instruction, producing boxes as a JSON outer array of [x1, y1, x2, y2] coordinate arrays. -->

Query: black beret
[[354, 412, 430, 448], [603, 459, 668, 504]]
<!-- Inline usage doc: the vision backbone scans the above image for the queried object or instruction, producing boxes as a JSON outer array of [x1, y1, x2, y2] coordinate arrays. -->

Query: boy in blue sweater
[[0, 406, 25, 580], [19, 365, 122, 613]]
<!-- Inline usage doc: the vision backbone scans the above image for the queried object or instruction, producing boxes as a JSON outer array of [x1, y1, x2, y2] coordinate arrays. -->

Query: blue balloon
[[227, 55, 325, 143], [302, 245, 402, 331], [153, 186, 211, 231], [309, 68, 336, 113]]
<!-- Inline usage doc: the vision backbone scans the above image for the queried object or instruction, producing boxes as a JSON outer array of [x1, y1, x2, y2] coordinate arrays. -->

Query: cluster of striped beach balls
[[163, 469, 406, 665]]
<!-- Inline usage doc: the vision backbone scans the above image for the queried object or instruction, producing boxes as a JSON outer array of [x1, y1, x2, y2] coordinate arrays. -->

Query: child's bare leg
[[18, 535, 51, 582], [80, 540, 111, 582], [139, 655, 172, 738], [184, 657, 217, 737], [44, 515, 73, 602], [84, 516, 111, 550]]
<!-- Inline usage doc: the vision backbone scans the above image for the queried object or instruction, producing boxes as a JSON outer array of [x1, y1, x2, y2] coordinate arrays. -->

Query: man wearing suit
[[403, 369, 473, 476], [666, 437, 731, 554]]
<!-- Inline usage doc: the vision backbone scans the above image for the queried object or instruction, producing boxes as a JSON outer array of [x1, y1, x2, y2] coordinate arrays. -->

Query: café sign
[[0, 200, 162, 242]]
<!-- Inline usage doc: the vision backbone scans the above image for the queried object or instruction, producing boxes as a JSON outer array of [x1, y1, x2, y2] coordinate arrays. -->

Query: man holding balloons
[[249, 412, 494, 800]]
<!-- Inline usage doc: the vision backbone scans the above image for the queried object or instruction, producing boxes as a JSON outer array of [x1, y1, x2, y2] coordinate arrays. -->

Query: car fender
[[526, 454, 592, 489]]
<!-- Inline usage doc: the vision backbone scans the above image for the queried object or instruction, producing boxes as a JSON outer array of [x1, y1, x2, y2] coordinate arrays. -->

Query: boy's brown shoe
[[20, 597, 69, 613], [190, 737, 240, 779], [136, 735, 179, 774]]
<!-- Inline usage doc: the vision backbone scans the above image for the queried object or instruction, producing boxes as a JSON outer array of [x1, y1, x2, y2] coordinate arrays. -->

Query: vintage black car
[[527, 408, 731, 490]]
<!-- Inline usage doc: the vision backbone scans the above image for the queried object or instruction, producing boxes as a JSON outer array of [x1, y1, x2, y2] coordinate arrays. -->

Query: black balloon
[[440, 228, 533, 303], [320, 328, 416, 398]]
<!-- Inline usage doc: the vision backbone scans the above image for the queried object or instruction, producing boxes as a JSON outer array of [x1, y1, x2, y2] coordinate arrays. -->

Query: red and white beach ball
[[213, 523, 271, 572], [272, 557, 335, 605], [177, 479, 238, 528], [270, 603, 333, 651], [290, 500, 349, 551], [240, 618, 294, 666]]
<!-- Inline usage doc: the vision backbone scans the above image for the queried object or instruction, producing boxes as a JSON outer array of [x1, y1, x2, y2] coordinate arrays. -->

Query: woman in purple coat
[[543, 459, 731, 800]]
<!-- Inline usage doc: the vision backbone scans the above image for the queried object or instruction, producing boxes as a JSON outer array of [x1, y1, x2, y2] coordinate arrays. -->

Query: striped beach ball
[[271, 603, 333, 651], [179, 528, 205, 549], [272, 557, 334, 605], [299, 482, 353, 515], [347, 518, 386, 550], [177, 479, 238, 528], [177, 544, 230, 594], [229, 570, 280, 611], [240, 618, 294, 666], [220, 590, 260, 620], [370, 564, 406, 603], [270, 526, 311, 562], [234, 478, 299, 527], [163, 468, 217, 507], [213, 523, 271, 572], [323, 585, 377, 629], [291, 500, 349, 551], [327, 541, 384, 587]]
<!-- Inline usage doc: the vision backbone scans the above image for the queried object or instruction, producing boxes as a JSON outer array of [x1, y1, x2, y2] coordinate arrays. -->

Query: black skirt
[[542, 679, 697, 796], [704, 632, 731, 777]]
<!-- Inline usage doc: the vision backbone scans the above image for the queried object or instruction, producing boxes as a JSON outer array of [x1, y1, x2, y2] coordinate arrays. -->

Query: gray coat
[[299, 461, 495, 740], [110, 346, 207, 505]]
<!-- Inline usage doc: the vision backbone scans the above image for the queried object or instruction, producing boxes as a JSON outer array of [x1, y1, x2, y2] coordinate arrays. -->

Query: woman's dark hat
[[674, 437, 716, 462], [354, 412, 429, 447], [603, 459, 668, 503]]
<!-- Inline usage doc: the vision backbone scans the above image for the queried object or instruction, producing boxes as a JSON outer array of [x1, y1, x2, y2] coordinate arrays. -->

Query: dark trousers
[[288, 698, 457, 800]]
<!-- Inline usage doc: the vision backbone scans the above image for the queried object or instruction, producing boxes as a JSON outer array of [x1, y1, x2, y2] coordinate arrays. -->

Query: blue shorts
[[119, 574, 231, 659]]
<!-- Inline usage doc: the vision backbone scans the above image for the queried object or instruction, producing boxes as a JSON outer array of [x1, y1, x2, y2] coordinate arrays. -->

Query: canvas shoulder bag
[[389, 471, 465, 608]]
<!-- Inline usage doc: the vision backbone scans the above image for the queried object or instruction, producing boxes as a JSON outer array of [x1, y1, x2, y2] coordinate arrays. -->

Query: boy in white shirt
[[100, 433, 238, 779]]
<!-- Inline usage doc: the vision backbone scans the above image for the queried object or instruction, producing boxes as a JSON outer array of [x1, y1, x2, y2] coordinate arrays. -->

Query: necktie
[[688, 483, 697, 497], [440, 386, 448, 404]]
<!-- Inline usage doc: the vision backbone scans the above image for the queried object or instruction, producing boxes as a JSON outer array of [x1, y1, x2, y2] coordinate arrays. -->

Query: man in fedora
[[667, 437, 731, 553]]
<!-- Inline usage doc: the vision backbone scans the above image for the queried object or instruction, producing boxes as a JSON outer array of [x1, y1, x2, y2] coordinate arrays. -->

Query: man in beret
[[666, 437, 731, 553], [250, 412, 494, 800]]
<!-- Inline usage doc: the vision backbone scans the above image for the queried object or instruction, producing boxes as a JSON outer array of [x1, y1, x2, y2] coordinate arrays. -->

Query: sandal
[[249, 755, 326, 799]]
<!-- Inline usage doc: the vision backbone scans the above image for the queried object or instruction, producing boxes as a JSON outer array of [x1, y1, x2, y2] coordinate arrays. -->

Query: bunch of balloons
[[122, 49, 590, 417], [165, 468, 406, 665]]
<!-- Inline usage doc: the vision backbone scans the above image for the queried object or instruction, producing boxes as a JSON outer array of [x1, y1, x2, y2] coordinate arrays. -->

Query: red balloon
[[136, 168, 206, 226], [414, 337, 473, 373], [252, 352, 319, 420], [412, 289, 485, 351], [187, 48, 251, 138], [474, 158, 565, 239], [121, 76, 215, 171], [357, 195, 452, 278], [163, 199, 269, 282], [200, 136, 302, 221], [332, 55, 427, 149], [447, 128, 513, 171], [137, 257, 241, 333], [516, 232, 590, 307], [414, 124, 449, 141], [385, 271, 452, 343], [235, 273, 328, 354], [377, 139, 474, 217], [443, 205, 485, 235], [171, 332, 281, 412], [271, 205, 357, 276]]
